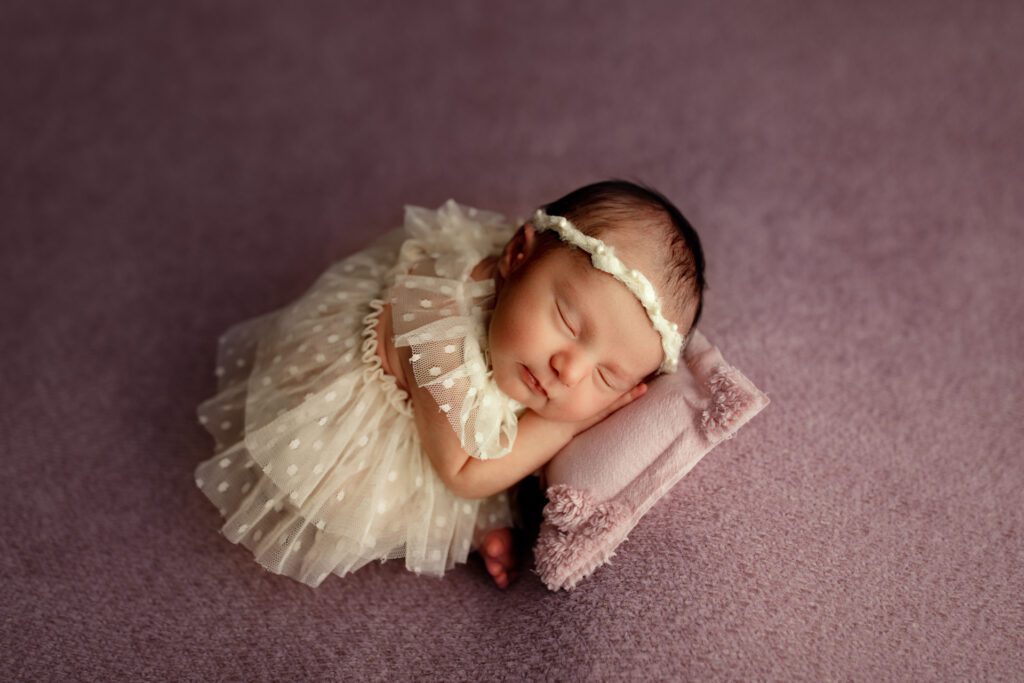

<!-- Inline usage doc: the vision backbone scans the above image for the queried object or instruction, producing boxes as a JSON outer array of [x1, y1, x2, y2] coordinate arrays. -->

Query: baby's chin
[[494, 374, 544, 414]]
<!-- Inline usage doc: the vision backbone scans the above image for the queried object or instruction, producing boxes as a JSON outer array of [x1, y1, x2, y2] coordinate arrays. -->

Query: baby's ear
[[498, 223, 539, 277]]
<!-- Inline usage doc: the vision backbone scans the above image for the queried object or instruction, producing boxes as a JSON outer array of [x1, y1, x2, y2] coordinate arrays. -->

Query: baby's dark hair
[[538, 179, 707, 333]]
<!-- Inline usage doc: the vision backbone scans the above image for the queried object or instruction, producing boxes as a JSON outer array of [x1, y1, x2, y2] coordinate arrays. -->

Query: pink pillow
[[534, 329, 770, 591]]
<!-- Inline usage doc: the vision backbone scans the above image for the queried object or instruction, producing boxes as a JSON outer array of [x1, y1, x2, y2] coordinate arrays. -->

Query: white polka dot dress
[[194, 200, 522, 587]]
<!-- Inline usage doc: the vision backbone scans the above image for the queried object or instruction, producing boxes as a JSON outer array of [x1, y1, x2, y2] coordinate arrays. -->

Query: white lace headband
[[531, 209, 684, 374]]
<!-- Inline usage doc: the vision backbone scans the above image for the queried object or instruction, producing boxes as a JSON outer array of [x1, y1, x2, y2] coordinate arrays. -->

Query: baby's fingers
[[611, 382, 647, 412], [573, 383, 648, 436]]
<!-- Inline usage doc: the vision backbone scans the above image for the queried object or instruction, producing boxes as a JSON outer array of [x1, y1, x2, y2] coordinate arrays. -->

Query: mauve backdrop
[[2, 1, 1022, 680]]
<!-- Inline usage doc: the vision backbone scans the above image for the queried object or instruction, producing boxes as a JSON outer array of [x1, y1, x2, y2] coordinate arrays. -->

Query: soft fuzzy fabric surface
[[2, 1, 1022, 680]]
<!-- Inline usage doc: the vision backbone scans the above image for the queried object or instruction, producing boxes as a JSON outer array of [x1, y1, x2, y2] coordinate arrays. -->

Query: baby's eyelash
[[556, 302, 575, 336]]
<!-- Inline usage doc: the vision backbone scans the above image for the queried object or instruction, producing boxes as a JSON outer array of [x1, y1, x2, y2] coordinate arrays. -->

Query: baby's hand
[[569, 382, 648, 437]]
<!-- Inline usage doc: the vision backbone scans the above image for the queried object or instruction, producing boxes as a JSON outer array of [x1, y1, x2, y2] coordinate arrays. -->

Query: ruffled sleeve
[[391, 199, 516, 281], [388, 200, 525, 460]]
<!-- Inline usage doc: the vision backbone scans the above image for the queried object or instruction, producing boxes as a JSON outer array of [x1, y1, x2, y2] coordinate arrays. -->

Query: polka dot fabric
[[391, 274, 525, 460], [194, 201, 519, 587]]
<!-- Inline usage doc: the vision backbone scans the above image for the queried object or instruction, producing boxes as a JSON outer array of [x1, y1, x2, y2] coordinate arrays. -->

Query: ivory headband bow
[[531, 209, 684, 374]]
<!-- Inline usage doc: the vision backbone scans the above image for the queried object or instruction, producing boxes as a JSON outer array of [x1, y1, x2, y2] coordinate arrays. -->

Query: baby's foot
[[479, 527, 520, 589]]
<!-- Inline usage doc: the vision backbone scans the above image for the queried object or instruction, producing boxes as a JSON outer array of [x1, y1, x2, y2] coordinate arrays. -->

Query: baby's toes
[[485, 558, 510, 588], [485, 530, 515, 567], [485, 557, 504, 577]]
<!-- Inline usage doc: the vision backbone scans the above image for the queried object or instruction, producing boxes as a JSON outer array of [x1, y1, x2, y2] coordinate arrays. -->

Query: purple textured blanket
[[3, 1, 1021, 680]]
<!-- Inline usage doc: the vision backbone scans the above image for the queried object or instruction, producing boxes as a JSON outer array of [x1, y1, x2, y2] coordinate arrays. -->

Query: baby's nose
[[551, 350, 587, 388]]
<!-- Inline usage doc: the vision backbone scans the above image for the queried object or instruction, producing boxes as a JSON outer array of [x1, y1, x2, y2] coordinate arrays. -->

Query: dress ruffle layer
[[194, 205, 519, 587]]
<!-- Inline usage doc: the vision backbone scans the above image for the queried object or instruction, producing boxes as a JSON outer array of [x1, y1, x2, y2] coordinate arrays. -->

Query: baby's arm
[[395, 342, 519, 491], [454, 387, 645, 499], [397, 343, 646, 499], [452, 411, 576, 499]]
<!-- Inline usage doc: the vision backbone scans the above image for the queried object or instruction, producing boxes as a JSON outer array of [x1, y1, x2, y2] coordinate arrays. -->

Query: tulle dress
[[193, 200, 528, 587]]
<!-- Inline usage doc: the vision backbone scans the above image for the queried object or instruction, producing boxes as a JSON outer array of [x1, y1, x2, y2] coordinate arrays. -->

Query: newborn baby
[[195, 179, 704, 589]]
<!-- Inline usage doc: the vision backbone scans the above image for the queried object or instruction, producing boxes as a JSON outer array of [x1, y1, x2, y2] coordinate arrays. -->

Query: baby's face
[[488, 224, 664, 422]]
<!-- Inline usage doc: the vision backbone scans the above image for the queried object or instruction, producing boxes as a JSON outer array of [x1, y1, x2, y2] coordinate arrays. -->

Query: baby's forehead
[[553, 243, 651, 309], [544, 232, 683, 329], [555, 231, 664, 287]]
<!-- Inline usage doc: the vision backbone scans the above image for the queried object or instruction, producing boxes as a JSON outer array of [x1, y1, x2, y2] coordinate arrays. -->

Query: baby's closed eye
[[556, 301, 575, 337]]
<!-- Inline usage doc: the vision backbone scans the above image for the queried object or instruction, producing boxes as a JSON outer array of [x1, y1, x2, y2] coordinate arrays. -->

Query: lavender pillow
[[533, 329, 770, 591]]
